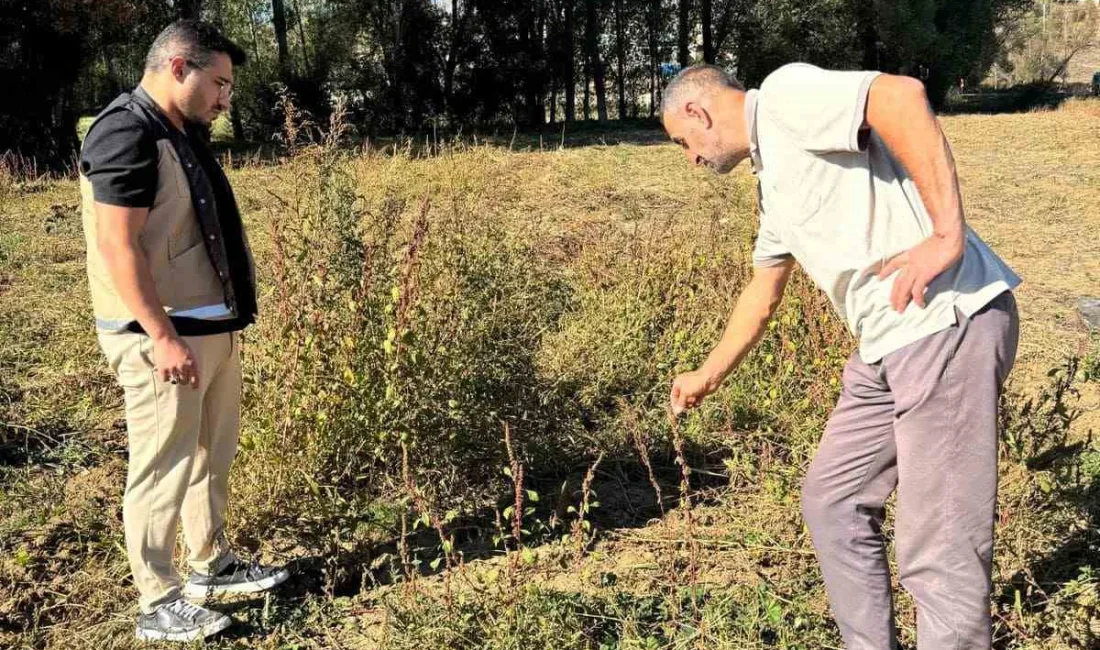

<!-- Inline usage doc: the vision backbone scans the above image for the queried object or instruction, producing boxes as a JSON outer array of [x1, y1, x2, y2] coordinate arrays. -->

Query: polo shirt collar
[[744, 88, 762, 175]]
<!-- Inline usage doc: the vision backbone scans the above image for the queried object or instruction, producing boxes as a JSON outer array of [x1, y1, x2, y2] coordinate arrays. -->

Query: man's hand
[[668, 261, 794, 417], [865, 75, 968, 314], [670, 368, 721, 415], [153, 335, 200, 388], [877, 231, 964, 313]]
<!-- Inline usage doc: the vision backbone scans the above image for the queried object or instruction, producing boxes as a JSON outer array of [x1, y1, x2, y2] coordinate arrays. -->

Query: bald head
[[659, 64, 749, 175], [660, 65, 744, 122]]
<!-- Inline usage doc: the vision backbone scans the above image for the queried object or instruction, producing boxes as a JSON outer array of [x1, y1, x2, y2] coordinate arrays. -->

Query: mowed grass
[[1, 101, 1099, 650]]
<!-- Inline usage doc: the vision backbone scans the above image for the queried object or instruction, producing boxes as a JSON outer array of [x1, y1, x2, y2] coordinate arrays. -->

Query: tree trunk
[[444, 0, 463, 119], [247, 1, 261, 55], [649, 64, 656, 117], [854, 0, 879, 70], [230, 106, 245, 140], [584, 0, 607, 122], [648, 0, 660, 117], [272, 0, 290, 80], [538, 3, 549, 125], [550, 84, 558, 124], [583, 68, 591, 121], [103, 52, 120, 102], [701, 0, 713, 63], [565, 0, 576, 123], [389, 1, 409, 129], [712, 0, 738, 59], [1046, 45, 1089, 85], [522, 0, 546, 127], [631, 73, 639, 118], [519, 3, 533, 125], [55, 84, 79, 168], [594, 66, 608, 123], [292, 0, 313, 76], [176, 0, 203, 20], [615, 0, 626, 119], [678, 0, 691, 68]]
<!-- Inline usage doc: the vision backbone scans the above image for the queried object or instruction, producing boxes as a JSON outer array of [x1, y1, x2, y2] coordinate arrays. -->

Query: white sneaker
[[182, 558, 290, 598], [135, 598, 232, 642]]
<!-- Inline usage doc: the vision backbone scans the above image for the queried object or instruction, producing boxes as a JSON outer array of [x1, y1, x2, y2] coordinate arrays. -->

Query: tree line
[[1, 0, 1037, 168]]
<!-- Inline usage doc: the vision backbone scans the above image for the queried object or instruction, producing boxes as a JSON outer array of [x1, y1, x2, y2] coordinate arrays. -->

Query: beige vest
[[81, 139, 228, 330]]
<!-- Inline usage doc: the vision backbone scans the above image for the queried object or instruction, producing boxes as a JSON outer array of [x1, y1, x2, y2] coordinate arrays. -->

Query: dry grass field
[[1, 100, 1098, 649]]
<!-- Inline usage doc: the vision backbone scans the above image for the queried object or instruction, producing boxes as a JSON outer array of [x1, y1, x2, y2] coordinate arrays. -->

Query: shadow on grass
[[942, 84, 1092, 115], [994, 468, 1100, 650], [229, 436, 742, 617], [992, 356, 1099, 649]]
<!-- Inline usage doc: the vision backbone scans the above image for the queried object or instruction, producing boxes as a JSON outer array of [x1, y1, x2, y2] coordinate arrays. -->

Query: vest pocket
[[169, 240, 206, 264], [159, 242, 224, 305], [169, 220, 204, 261]]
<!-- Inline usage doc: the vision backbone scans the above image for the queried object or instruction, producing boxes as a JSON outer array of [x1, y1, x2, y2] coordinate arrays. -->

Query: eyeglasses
[[185, 59, 234, 100]]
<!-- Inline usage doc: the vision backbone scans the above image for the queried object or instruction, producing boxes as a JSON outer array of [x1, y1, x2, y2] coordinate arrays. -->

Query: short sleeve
[[759, 63, 881, 154], [752, 184, 793, 268], [79, 109, 157, 208]]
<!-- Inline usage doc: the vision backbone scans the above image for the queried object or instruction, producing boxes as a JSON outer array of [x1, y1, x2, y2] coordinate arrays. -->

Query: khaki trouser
[[98, 330, 241, 613], [801, 292, 1019, 649]]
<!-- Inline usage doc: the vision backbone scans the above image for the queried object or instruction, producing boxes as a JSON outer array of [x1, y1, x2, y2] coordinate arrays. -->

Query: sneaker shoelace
[[224, 558, 265, 580], [165, 598, 206, 623], [245, 559, 266, 579]]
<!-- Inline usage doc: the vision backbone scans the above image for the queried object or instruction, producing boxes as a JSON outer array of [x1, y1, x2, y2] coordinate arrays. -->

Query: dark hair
[[661, 64, 744, 117], [145, 20, 247, 72]]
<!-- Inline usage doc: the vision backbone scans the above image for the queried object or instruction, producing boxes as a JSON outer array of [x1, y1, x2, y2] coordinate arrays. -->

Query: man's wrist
[[933, 227, 965, 257], [149, 326, 179, 344], [699, 359, 730, 390]]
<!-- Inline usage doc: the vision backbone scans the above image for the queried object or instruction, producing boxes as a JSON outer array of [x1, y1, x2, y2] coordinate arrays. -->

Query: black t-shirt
[[80, 110, 158, 208]]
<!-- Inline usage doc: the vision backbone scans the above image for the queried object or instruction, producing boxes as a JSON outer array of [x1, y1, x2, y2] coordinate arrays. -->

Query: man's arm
[[865, 74, 966, 313], [670, 259, 794, 414], [96, 203, 200, 387]]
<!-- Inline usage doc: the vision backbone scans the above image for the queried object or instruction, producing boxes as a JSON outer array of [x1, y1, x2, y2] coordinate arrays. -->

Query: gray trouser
[[802, 292, 1019, 650]]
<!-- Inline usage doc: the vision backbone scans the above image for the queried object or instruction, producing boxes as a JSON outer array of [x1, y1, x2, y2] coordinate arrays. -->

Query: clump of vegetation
[[2, 104, 1099, 648]]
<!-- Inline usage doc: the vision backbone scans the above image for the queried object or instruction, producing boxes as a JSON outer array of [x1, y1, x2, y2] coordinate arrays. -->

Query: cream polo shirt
[[747, 63, 1021, 363]]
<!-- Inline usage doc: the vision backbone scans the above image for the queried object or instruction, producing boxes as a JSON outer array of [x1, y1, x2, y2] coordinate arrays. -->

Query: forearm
[[99, 240, 177, 341], [699, 267, 789, 385], [867, 76, 965, 251]]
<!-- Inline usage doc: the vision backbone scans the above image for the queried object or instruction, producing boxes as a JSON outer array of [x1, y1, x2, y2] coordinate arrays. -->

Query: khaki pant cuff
[[140, 586, 182, 614]]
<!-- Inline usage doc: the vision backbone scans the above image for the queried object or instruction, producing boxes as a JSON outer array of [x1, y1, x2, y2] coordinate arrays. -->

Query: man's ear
[[169, 56, 188, 82], [684, 101, 713, 129]]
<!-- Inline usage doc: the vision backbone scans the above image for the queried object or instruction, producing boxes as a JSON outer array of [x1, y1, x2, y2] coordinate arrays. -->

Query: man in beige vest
[[663, 64, 1019, 649], [80, 20, 287, 642]]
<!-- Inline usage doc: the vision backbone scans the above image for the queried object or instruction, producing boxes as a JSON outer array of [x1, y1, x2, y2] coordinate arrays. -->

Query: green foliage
[[995, 1, 1100, 86], [7, 0, 1047, 168], [383, 581, 841, 650], [236, 110, 583, 552], [4, 108, 1100, 647], [1000, 356, 1083, 465]]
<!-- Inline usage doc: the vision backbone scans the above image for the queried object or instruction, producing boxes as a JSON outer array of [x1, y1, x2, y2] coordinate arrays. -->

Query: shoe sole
[[135, 615, 232, 642], [181, 568, 290, 598]]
